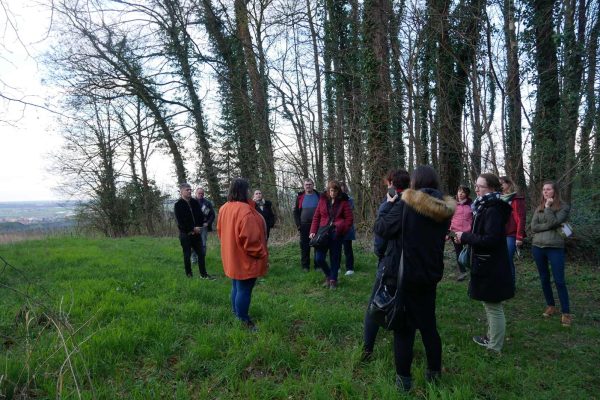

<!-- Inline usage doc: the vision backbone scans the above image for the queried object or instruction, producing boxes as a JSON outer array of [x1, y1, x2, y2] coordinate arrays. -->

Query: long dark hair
[[537, 180, 562, 212], [227, 178, 250, 202], [411, 165, 440, 190]]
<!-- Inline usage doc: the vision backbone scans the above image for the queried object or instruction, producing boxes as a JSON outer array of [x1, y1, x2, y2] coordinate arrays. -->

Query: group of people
[[173, 167, 573, 391]]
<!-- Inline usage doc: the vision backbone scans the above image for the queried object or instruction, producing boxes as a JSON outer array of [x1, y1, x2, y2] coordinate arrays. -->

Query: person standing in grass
[[174, 183, 214, 280], [374, 166, 455, 391], [293, 179, 321, 271], [309, 180, 353, 289], [448, 185, 473, 282], [217, 178, 269, 331], [253, 189, 276, 241], [362, 169, 410, 362], [340, 182, 356, 276], [191, 187, 215, 264], [499, 176, 526, 289], [455, 173, 514, 353], [530, 181, 572, 327]]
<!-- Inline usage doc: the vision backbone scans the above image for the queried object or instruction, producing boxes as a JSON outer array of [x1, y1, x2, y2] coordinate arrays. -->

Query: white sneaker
[[345, 270, 354, 276]]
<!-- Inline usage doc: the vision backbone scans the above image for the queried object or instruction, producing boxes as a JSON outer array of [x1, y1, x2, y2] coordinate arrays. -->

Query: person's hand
[[516, 240, 523, 247], [386, 192, 399, 203], [455, 231, 463, 244], [193, 226, 201, 234], [309, 233, 315, 239], [545, 198, 554, 208], [203, 222, 208, 227]]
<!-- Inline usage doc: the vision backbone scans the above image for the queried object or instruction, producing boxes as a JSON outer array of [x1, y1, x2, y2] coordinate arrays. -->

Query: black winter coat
[[174, 198, 205, 235], [374, 188, 456, 288], [461, 198, 514, 302], [255, 200, 276, 229]]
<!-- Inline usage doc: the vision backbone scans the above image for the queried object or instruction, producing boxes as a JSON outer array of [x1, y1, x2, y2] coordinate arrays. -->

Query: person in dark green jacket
[[531, 181, 572, 327]]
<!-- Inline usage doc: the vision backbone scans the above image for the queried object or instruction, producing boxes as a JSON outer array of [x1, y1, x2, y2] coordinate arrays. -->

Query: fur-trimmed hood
[[401, 188, 456, 223]]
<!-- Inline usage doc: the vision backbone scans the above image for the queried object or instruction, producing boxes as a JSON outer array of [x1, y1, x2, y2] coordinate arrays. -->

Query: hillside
[[1, 236, 598, 399]]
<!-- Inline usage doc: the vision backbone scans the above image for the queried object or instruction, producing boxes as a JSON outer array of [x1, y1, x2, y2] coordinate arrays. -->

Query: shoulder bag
[[309, 202, 336, 249], [367, 204, 407, 331]]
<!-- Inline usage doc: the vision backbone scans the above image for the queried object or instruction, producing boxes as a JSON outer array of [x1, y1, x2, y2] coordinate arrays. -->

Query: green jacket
[[530, 204, 570, 248]]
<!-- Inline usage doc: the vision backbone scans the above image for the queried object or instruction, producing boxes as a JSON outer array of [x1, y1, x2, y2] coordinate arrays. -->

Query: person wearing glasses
[[293, 179, 321, 271], [454, 173, 514, 353]]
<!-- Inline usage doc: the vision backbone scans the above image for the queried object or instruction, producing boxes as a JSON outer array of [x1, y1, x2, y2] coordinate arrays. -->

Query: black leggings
[[393, 285, 442, 377]]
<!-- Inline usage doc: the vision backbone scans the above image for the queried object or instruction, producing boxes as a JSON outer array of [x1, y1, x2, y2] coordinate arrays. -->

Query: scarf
[[501, 192, 516, 204], [472, 191, 501, 216], [255, 199, 265, 210]]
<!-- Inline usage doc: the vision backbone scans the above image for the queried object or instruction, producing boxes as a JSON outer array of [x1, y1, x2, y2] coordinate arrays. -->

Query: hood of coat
[[402, 188, 457, 223]]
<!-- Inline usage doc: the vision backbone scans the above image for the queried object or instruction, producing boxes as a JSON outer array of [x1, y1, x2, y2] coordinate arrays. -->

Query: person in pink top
[[449, 185, 473, 281]]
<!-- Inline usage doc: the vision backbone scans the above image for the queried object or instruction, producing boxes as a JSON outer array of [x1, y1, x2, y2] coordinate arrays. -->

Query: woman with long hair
[[530, 181, 572, 327], [499, 176, 526, 288], [217, 178, 269, 331], [374, 166, 455, 391], [455, 173, 514, 353], [309, 180, 353, 289]]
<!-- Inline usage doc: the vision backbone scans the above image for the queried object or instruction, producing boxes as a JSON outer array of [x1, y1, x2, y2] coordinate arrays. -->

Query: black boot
[[396, 374, 412, 392], [425, 369, 441, 383]]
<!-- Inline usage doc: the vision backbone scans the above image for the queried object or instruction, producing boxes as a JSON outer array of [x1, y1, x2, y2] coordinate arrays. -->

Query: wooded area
[[44, 0, 599, 232]]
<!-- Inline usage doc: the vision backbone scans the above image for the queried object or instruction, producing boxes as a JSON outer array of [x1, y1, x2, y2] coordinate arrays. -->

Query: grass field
[[1, 235, 599, 399]]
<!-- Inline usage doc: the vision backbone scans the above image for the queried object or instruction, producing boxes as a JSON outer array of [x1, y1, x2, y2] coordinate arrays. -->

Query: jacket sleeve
[[238, 211, 267, 259], [205, 201, 216, 227], [335, 200, 353, 236], [265, 201, 276, 228], [531, 205, 570, 233], [461, 206, 505, 249], [514, 198, 526, 241], [293, 195, 301, 228], [310, 199, 324, 234], [373, 200, 404, 239]]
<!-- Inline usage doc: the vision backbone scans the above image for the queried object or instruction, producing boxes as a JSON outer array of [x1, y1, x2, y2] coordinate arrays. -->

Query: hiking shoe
[[322, 279, 331, 288], [329, 280, 338, 289], [345, 270, 354, 276], [473, 335, 490, 348], [561, 313, 573, 327], [186, 273, 193, 278], [242, 320, 258, 332], [425, 369, 441, 383], [200, 274, 216, 281], [543, 305, 558, 318], [396, 374, 412, 392], [456, 272, 468, 281]]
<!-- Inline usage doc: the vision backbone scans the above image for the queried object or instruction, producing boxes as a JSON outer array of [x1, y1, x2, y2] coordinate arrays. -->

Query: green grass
[[1, 236, 599, 399]]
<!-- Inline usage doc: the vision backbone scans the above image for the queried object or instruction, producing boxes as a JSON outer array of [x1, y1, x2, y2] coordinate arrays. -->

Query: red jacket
[[505, 195, 526, 241], [310, 193, 354, 238]]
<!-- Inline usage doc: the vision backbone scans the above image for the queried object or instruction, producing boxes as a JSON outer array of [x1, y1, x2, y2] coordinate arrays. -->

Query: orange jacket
[[217, 200, 269, 280]]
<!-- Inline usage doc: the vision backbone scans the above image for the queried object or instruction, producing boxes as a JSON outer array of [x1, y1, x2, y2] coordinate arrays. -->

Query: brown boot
[[561, 313, 573, 327], [542, 305, 557, 318]]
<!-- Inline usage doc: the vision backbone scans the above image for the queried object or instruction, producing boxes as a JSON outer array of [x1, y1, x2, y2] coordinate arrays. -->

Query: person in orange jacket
[[217, 178, 269, 331]]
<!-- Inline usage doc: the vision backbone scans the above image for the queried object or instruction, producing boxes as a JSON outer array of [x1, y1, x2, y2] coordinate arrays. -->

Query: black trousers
[[299, 223, 314, 269], [393, 285, 442, 377], [179, 233, 207, 277]]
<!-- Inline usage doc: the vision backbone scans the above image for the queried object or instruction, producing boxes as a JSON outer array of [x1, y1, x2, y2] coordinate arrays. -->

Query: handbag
[[309, 202, 336, 248], [559, 222, 573, 238], [458, 245, 471, 270], [367, 205, 407, 331]]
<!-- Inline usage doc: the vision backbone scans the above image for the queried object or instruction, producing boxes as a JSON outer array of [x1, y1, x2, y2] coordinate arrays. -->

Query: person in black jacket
[[373, 166, 456, 392], [174, 183, 214, 279], [191, 187, 216, 263], [253, 189, 276, 240], [455, 173, 513, 353]]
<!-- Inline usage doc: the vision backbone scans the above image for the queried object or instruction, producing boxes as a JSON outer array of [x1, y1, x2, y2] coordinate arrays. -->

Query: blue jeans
[[532, 246, 570, 313], [231, 278, 257, 322], [315, 237, 343, 281], [506, 236, 517, 287]]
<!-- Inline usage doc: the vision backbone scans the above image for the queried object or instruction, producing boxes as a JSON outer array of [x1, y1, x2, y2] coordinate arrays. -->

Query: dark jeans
[[343, 240, 354, 271], [179, 233, 206, 277], [453, 242, 466, 273], [393, 285, 442, 377], [364, 260, 385, 353], [315, 237, 343, 281], [299, 224, 314, 269], [532, 246, 570, 313], [506, 236, 517, 287], [231, 278, 257, 322]]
